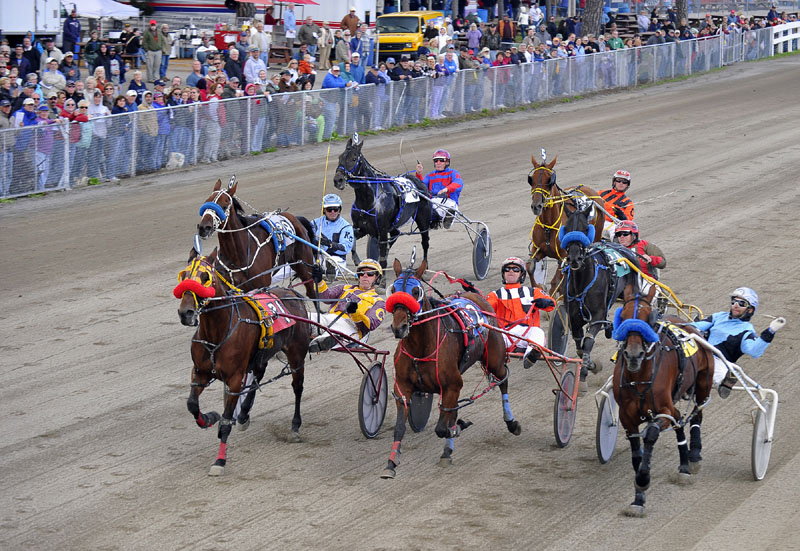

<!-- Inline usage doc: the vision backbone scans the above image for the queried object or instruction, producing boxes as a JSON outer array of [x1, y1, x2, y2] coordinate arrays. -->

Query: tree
[[583, 0, 603, 38], [676, 0, 688, 28]]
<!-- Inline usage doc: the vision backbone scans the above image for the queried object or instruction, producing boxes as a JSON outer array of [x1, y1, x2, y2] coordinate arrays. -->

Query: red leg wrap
[[388, 441, 401, 465], [197, 413, 207, 428], [216, 442, 227, 461]]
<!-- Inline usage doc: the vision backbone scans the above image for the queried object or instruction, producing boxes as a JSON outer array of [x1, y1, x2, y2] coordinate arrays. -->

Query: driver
[[600, 170, 634, 239], [690, 287, 786, 398], [311, 193, 355, 277], [308, 258, 386, 352], [486, 257, 556, 369], [415, 149, 463, 229], [614, 220, 665, 280]]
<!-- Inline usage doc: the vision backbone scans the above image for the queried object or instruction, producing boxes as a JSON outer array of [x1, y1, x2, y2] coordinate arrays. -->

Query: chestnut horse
[[612, 283, 714, 516], [380, 259, 521, 479], [527, 151, 604, 293], [197, 177, 317, 298], [175, 249, 311, 475]]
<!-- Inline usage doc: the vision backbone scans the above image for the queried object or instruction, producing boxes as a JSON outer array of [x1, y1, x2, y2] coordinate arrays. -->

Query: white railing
[[770, 20, 800, 53]]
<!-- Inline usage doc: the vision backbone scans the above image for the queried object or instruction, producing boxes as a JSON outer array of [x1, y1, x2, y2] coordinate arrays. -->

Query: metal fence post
[[343, 88, 349, 137], [492, 67, 497, 109], [388, 82, 394, 128], [131, 113, 137, 177], [301, 91, 306, 146], [192, 105, 199, 165], [246, 99, 252, 153]]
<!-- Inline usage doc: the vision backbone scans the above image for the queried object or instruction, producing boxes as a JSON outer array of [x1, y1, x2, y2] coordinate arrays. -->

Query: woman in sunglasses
[[308, 258, 386, 353], [414, 148, 463, 229], [613, 220, 665, 280], [487, 256, 555, 369], [599, 169, 635, 239], [310, 193, 354, 277], [690, 288, 786, 399]]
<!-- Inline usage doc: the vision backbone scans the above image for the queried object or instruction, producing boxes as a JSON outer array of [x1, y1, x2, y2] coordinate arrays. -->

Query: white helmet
[[501, 256, 526, 284], [731, 287, 758, 320], [322, 193, 343, 209]]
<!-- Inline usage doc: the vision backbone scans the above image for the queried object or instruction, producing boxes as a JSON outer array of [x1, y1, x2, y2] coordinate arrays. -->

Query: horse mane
[[231, 196, 249, 218]]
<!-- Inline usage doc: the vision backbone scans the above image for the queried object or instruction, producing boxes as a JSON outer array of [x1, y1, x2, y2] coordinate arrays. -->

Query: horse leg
[[580, 321, 604, 375], [420, 227, 430, 265], [625, 432, 647, 517], [382, 380, 412, 479], [187, 381, 220, 430], [235, 370, 258, 431], [635, 422, 660, 493], [497, 363, 522, 435], [208, 387, 239, 476], [673, 425, 692, 483], [435, 386, 466, 466], [688, 413, 704, 474], [286, 347, 306, 443], [378, 232, 389, 270]]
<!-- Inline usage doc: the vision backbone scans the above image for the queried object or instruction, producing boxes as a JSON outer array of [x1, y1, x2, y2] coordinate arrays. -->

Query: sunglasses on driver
[[615, 231, 633, 237], [503, 266, 522, 273], [358, 270, 378, 278], [325, 207, 340, 213], [731, 298, 749, 308]]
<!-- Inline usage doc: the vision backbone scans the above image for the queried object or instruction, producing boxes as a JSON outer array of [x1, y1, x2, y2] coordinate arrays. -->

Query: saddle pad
[[258, 214, 296, 252], [594, 243, 632, 278], [658, 322, 699, 358], [394, 176, 420, 204], [250, 292, 296, 334]]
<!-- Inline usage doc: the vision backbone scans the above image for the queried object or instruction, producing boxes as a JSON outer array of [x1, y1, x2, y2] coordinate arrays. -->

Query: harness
[[529, 183, 601, 261]]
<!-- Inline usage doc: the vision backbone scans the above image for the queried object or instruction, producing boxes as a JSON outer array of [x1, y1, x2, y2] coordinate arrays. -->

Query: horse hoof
[[506, 420, 522, 436], [688, 461, 702, 475], [288, 430, 302, 443], [208, 464, 224, 477], [623, 504, 646, 518], [380, 468, 396, 479], [670, 471, 694, 485], [590, 358, 603, 374], [578, 379, 589, 397], [438, 456, 453, 467], [237, 418, 250, 432]]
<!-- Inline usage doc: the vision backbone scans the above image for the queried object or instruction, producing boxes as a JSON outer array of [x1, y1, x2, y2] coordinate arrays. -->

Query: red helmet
[[612, 170, 631, 185], [501, 256, 527, 284], [433, 149, 451, 167], [615, 220, 638, 236]]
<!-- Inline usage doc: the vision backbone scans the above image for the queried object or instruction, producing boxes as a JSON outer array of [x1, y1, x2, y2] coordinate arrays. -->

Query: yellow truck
[[375, 11, 444, 61]]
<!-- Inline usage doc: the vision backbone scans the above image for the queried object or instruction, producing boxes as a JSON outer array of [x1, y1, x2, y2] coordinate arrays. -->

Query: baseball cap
[[143, 90, 153, 96], [25, 82, 37, 89], [44, 37, 54, 43], [37, 104, 49, 111], [280, 69, 291, 75], [46, 57, 56, 64], [149, 19, 157, 25], [229, 76, 239, 83], [64, 51, 74, 57], [66, 80, 76, 86], [207, 67, 218, 73], [386, 57, 396, 63], [0, 99, 10, 108], [370, 65, 378, 70], [23, 98, 35, 105], [459, 46, 468, 52], [351, 52, 360, 58], [468, 49, 474, 55], [446, 44, 455, 50], [480, 47, 490, 54], [400, 54, 410, 60], [126, 90, 138, 96], [154, 79, 165, 87], [249, 45, 260, 51]]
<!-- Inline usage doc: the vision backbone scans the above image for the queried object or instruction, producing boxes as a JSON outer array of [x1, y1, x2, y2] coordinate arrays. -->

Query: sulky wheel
[[596, 393, 619, 464], [548, 303, 570, 360], [751, 399, 775, 481], [408, 391, 434, 433], [472, 225, 492, 280], [554, 370, 578, 448], [358, 362, 388, 439]]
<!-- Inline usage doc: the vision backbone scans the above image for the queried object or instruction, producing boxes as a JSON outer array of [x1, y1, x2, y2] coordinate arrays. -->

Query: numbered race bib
[[395, 177, 419, 203]]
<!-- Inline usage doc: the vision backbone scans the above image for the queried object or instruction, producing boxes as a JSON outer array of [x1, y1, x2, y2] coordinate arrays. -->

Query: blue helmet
[[322, 193, 343, 209], [731, 287, 758, 313]]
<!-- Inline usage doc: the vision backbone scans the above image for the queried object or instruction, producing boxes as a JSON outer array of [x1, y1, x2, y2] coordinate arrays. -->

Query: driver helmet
[[731, 287, 758, 320], [433, 149, 451, 168], [322, 193, 343, 209], [501, 256, 526, 284], [356, 258, 383, 285], [612, 169, 631, 187], [615, 220, 639, 238]]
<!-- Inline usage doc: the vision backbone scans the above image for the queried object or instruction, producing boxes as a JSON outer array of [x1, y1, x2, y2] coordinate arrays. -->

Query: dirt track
[[2, 55, 799, 551]]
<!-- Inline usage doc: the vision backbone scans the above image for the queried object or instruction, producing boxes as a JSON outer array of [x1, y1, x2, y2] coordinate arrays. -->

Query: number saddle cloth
[[239, 292, 297, 350], [439, 296, 491, 374], [257, 213, 296, 253]]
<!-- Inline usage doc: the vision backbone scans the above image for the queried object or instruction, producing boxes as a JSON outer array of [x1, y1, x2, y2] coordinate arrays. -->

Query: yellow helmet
[[357, 258, 383, 276]]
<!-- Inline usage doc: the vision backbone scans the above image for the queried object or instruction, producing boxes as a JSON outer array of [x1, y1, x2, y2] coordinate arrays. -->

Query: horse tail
[[295, 215, 315, 242]]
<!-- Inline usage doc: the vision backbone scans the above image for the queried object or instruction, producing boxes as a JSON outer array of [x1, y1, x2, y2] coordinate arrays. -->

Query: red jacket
[[487, 283, 555, 329]]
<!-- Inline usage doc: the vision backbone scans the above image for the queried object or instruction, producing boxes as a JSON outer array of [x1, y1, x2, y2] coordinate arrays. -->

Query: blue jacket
[[322, 73, 347, 89], [63, 15, 82, 44], [691, 312, 774, 363], [422, 167, 463, 203], [284, 10, 297, 34], [350, 64, 365, 84], [311, 215, 354, 258]]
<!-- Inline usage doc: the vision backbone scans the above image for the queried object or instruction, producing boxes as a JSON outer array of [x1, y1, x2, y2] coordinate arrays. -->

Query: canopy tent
[[61, 0, 139, 19]]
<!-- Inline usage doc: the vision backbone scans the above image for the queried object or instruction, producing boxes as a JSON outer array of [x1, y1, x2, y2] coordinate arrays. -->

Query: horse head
[[613, 283, 659, 373], [528, 152, 558, 217], [386, 257, 428, 339], [174, 248, 221, 327], [559, 201, 595, 270], [198, 177, 238, 238], [334, 134, 365, 190]]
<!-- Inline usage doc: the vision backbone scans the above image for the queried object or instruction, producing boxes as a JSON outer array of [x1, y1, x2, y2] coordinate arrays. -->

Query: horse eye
[[411, 286, 422, 299]]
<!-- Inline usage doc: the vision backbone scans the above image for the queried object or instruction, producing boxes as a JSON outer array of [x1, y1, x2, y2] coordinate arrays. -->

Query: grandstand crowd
[[0, 5, 794, 195]]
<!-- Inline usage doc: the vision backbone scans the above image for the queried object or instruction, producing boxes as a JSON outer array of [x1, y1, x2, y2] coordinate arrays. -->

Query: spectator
[[286, 58, 301, 84], [365, 63, 389, 129], [12, 82, 37, 113], [41, 58, 66, 94], [292, 43, 310, 62], [298, 53, 317, 86], [243, 46, 267, 86], [348, 53, 365, 83], [466, 23, 482, 51], [137, 90, 159, 171], [94, 43, 111, 81], [87, 90, 110, 181], [124, 28, 144, 68], [249, 20, 271, 65], [62, 9, 81, 57], [299, 79, 325, 142], [83, 31, 102, 75], [64, 80, 81, 104], [498, 15, 516, 49], [159, 24, 173, 79], [341, 7, 360, 36], [637, 10, 650, 33], [350, 29, 369, 68], [264, 6, 278, 25], [195, 35, 218, 64], [127, 70, 148, 104], [187, 60, 205, 87], [298, 16, 321, 57], [11, 45, 32, 80], [278, 69, 299, 93], [124, 89, 138, 112], [429, 54, 449, 120], [93, 67, 109, 94], [318, 22, 334, 70], [518, 6, 530, 37], [143, 20, 163, 83], [607, 30, 624, 50], [152, 91, 170, 167], [107, 95, 129, 181], [225, 47, 244, 84], [234, 31, 250, 61], [481, 24, 502, 56], [108, 46, 125, 88], [336, 30, 352, 62], [0, 99, 12, 196], [84, 76, 99, 103], [102, 82, 115, 110], [39, 37, 63, 72], [284, 3, 297, 48]]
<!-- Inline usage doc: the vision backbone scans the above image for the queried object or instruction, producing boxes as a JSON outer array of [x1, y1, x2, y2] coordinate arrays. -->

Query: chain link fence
[[0, 26, 779, 199]]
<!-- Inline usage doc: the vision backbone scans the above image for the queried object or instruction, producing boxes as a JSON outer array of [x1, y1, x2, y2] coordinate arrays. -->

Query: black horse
[[559, 202, 640, 389], [333, 133, 433, 270]]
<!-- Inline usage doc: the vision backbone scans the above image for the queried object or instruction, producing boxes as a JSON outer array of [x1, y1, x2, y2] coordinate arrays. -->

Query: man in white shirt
[[243, 46, 267, 86], [249, 20, 271, 65]]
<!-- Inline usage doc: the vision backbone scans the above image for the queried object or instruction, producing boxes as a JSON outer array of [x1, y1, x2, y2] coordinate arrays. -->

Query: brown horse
[[612, 283, 714, 516], [197, 177, 317, 298], [527, 151, 604, 293], [380, 259, 521, 479], [175, 249, 311, 475]]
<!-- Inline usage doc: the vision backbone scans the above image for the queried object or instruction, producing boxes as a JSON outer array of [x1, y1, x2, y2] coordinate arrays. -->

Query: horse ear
[[623, 282, 636, 302], [207, 247, 218, 264], [547, 155, 558, 170], [229, 179, 238, 196], [188, 247, 199, 263], [393, 258, 402, 276], [213, 179, 222, 191], [415, 259, 427, 279], [531, 154, 539, 168]]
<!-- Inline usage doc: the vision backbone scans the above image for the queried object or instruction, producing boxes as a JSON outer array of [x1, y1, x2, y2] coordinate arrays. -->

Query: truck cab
[[375, 11, 444, 61]]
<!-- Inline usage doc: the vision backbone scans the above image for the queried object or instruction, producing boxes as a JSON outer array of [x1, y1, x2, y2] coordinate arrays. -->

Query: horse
[[175, 248, 311, 475], [333, 133, 433, 270], [197, 177, 318, 299], [612, 282, 714, 516], [527, 150, 604, 293], [559, 202, 640, 388], [380, 258, 521, 479]]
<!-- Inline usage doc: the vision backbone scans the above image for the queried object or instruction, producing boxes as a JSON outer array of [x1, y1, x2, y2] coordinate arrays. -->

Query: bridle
[[198, 188, 234, 234]]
